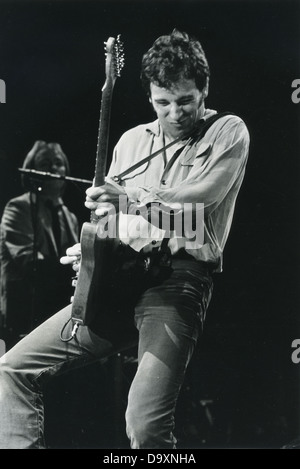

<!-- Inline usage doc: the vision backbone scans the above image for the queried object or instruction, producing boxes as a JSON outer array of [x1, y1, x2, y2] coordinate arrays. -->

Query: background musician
[[0, 140, 79, 346]]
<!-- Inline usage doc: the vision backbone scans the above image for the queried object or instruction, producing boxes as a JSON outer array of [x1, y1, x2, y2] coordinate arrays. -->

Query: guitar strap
[[112, 111, 235, 183]]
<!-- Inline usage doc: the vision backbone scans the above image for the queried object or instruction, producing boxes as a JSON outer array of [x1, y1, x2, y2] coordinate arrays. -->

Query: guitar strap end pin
[[71, 321, 80, 339]]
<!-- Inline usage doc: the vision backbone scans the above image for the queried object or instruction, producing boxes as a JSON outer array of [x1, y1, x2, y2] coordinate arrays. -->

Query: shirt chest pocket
[[180, 142, 212, 167]]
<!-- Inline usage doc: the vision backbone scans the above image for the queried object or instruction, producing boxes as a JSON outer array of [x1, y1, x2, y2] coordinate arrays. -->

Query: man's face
[[34, 151, 66, 198], [149, 78, 207, 139], [34, 151, 66, 176]]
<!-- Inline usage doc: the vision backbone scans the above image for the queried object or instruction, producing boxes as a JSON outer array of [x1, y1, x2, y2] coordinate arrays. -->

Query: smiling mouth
[[171, 120, 187, 126]]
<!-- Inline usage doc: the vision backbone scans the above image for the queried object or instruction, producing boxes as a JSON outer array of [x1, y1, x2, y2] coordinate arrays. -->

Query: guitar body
[[71, 35, 124, 327], [71, 221, 120, 326]]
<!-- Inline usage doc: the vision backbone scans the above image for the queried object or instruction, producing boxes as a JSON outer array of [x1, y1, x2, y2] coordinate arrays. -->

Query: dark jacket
[[0, 192, 79, 336]]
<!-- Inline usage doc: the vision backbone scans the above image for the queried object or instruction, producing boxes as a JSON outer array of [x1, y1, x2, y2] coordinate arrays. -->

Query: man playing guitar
[[0, 29, 249, 449]]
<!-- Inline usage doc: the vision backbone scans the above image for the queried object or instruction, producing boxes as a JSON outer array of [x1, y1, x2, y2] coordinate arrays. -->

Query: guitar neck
[[71, 34, 124, 328], [90, 35, 124, 224], [94, 79, 114, 187]]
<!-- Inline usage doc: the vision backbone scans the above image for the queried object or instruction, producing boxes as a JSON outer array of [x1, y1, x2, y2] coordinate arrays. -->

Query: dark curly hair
[[141, 29, 210, 96]]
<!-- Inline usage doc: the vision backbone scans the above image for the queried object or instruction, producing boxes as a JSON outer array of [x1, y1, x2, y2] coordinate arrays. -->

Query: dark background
[[0, 0, 299, 449]]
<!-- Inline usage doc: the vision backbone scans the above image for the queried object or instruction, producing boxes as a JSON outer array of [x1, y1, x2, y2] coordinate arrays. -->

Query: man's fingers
[[86, 186, 105, 199], [85, 201, 99, 210], [85, 201, 115, 214], [95, 206, 116, 217], [60, 255, 78, 265], [60, 244, 81, 265], [66, 244, 81, 256]]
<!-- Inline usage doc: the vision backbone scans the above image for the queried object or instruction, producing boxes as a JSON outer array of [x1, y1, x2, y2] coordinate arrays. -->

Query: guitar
[[71, 35, 124, 327]]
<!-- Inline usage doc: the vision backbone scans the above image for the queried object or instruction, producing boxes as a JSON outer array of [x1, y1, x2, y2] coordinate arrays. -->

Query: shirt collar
[[145, 120, 161, 136]]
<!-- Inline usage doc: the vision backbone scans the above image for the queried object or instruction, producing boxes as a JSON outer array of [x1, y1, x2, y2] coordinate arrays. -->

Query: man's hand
[[85, 182, 127, 217], [60, 243, 81, 303], [60, 243, 81, 273]]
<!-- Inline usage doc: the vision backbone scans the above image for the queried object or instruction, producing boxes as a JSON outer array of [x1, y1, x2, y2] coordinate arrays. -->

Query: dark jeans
[[0, 258, 213, 449]]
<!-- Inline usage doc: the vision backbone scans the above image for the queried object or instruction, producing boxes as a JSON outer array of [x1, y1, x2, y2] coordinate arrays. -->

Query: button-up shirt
[[107, 109, 250, 272]]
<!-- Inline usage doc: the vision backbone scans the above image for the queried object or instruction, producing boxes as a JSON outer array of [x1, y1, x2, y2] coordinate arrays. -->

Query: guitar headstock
[[104, 35, 125, 84]]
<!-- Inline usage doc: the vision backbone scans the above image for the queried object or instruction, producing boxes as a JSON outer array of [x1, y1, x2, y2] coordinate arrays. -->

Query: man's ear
[[149, 96, 156, 113], [202, 77, 209, 98]]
